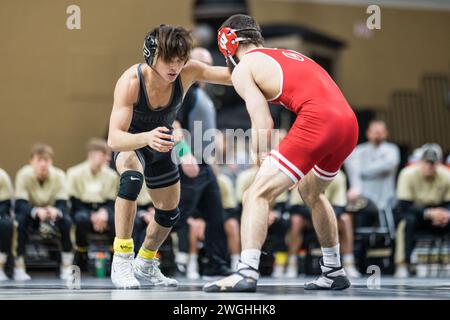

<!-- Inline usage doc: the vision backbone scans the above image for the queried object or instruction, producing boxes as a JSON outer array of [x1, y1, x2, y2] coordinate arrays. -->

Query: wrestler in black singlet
[[113, 64, 184, 189]]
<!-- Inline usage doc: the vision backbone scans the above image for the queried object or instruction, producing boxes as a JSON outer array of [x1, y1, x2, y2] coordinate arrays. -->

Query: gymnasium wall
[[1, 0, 449, 175], [250, 0, 450, 110], [0, 0, 192, 175]]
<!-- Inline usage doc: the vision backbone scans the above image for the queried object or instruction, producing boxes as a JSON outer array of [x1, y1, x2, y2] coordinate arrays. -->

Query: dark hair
[[220, 14, 264, 46], [146, 24, 193, 63], [30, 143, 54, 159]]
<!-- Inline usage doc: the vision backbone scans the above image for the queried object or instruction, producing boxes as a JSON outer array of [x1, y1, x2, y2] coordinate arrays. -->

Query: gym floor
[[1, 276, 449, 300]]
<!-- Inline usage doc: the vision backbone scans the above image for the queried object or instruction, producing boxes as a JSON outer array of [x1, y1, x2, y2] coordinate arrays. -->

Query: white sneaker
[[13, 268, 31, 281], [285, 264, 298, 278], [344, 264, 361, 278], [134, 256, 178, 286], [272, 265, 285, 279], [60, 265, 72, 281], [111, 253, 140, 289], [0, 268, 8, 281], [186, 262, 200, 280], [187, 269, 200, 280], [394, 265, 410, 278]]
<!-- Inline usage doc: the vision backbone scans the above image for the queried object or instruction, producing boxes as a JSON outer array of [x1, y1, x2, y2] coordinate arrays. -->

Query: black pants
[[72, 210, 115, 248], [402, 212, 450, 263], [15, 212, 73, 255], [0, 216, 13, 254], [177, 164, 229, 268]]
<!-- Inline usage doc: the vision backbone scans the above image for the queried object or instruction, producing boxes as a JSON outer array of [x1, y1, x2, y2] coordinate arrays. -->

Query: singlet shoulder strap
[[174, 74, 184, 98], [134, 64, 148, 108], [136, 64, 145, 90]]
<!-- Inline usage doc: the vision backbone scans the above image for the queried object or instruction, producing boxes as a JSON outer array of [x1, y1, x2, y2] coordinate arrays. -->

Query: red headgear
[[217, 27, 258, 66]]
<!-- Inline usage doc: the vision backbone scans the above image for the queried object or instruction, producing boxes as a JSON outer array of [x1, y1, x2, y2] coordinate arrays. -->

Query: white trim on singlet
[[271, 150, 305, 179], [312, 168, 336, 181], [313, 165, 339, 177], [245, 51, 283, 102], [269, 157, 298, 184]]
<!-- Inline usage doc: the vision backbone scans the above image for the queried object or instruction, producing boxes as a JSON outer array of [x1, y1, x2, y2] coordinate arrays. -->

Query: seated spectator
[[286, 171, 361, 278], [394, 143, 450, 278], [345, 119, 400, 210], [67, 138, 118, 266], [0, 168, 14, 281], [15, 144, 73, 280]]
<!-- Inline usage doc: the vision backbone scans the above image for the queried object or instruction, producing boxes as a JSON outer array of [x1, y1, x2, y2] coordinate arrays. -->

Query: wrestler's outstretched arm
[[183, 59, 233, 86]]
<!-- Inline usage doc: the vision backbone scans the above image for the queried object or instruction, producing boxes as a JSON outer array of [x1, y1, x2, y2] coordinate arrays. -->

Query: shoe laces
[[148, 258, 169, 280], [116, 256, 137, 283]]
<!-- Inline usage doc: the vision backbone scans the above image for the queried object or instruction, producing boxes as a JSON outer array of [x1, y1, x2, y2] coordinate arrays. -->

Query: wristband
[[175, 140, 192, 157]]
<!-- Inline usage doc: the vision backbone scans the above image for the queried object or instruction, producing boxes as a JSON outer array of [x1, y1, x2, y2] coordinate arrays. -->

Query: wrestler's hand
[[146, 127, 174, 152]]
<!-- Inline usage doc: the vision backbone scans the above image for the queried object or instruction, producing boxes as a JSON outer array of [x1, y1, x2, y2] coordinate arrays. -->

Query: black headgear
[[143, 30, 158, 66]]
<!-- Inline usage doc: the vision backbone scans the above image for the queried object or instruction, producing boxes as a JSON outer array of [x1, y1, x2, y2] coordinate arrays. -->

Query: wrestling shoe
[[111, 253, 140, 289], [304, 258, 350, 290], [203, 265, 258, 293], [134, 256, 178, 287]]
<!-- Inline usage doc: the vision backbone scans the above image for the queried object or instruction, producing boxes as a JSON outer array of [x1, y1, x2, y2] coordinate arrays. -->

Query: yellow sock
[[113, 238, 134, 254], [138, 247, 157, 260]]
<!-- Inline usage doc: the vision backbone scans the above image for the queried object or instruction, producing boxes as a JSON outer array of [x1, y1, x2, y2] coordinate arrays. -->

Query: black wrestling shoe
[[203, 266, 258, 292], [304, 258, 351, 290]]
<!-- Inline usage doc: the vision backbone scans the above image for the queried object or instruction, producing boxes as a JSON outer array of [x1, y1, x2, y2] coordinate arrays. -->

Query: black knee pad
[[154, 207, 180, 228], [118, 170, 144, 201]]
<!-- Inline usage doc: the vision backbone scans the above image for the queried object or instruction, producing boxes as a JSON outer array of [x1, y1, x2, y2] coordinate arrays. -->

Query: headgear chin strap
[[217, 27, 259, 66]]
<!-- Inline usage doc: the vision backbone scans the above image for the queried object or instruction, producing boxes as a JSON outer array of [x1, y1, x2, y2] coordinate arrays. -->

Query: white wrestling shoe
[[13, 268, 31, 281], [134, 256, 178, 287], [111, 253, 140, 289]]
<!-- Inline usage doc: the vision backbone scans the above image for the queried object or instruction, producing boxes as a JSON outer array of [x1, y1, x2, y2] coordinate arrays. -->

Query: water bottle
[[95, 252, 106, 278], [298, 249, 306, 275]]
